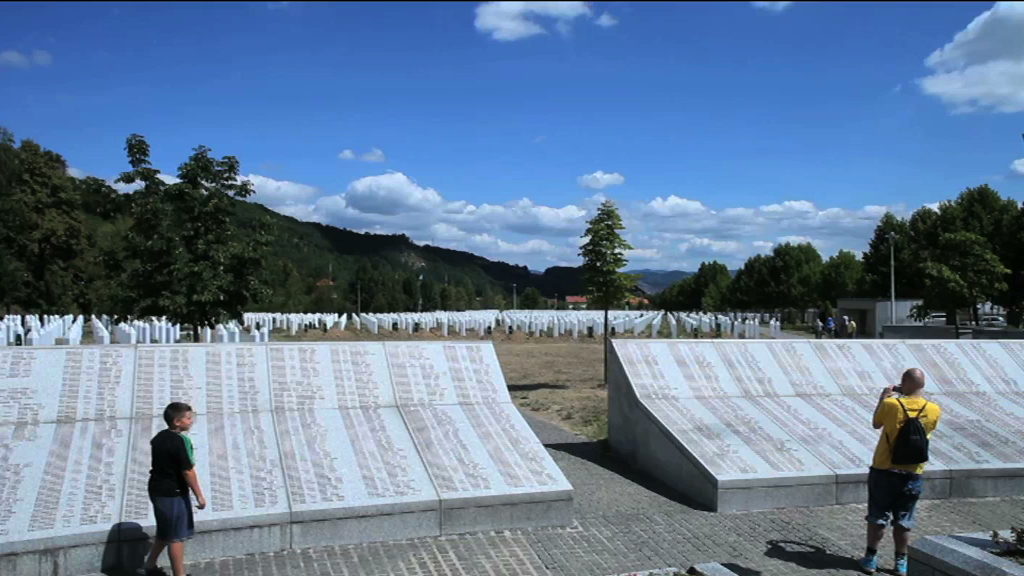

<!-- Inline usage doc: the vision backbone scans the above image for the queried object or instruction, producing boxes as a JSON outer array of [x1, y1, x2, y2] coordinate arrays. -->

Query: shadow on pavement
[[720, 563, 764, 576], [508, 382, 568, 392], [546, 440, 712, 511], [763, 539, 859, 571]]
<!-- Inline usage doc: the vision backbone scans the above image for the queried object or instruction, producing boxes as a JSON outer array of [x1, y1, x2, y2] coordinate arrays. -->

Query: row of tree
[[0, 130, 544, 326], [654, 184, 1024, 327]]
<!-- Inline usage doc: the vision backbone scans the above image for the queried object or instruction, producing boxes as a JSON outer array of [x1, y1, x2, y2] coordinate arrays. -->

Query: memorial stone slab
[[0, 419, 131, 554], [402, 403, 571, 503], [132, 345, 271, 417], [0, 347, 134, 425], [808, 341, 914, 394], [273, 407, 441, 544], [387, 342, 510, 406], [122, 413, 289, 532], [267, 343, 394, 410], [639, 395, 833, 485]]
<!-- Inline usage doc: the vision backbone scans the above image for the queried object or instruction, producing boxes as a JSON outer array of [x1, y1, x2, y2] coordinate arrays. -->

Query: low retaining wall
[[909, 531, 1024, 576]]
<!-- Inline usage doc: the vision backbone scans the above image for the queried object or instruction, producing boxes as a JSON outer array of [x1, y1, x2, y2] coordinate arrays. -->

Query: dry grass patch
[[493, 339, 607, 440]]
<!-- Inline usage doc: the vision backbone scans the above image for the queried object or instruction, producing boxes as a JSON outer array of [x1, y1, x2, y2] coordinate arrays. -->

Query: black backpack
[[890, 398, 930, 465]]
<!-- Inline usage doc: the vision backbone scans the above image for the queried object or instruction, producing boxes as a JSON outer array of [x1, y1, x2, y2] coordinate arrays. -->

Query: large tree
[[920, 231, 1008, 332], [519, 286, 544, 309], [820, 249, 863, 305], [768, 242, 823, 311], [0, 132, 85, 312], [728, 254, 775, 310], [579, 200, 634, 383], [117, 134, 270, 341], [860, 212, 918, 299]]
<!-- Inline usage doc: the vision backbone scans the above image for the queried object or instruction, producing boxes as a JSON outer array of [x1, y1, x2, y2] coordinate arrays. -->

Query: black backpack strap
[[895, 398, 911, 418], [914, 400, 928, 418]]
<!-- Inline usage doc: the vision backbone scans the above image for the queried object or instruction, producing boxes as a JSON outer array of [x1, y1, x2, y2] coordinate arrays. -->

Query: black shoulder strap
[[895, 398, 910, 418], [914, 400, 928, 418]]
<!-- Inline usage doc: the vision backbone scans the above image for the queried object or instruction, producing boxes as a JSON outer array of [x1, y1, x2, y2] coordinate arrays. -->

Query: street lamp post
[[888, 231, 897, 326]]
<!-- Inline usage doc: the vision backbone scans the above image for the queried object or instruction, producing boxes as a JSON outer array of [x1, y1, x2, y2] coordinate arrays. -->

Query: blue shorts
[[151, 495, 194, 542], [865, 467, 923, 530]]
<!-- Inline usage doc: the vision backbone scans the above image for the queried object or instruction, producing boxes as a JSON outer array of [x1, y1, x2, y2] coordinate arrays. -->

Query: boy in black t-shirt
[[142, 402, 207, 576]]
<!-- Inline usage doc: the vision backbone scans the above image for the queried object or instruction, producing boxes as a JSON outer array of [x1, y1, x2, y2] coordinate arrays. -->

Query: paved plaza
[[92, 412, 1024, 576]]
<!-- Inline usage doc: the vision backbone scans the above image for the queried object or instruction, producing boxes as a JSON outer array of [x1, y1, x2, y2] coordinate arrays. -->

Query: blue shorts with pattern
[[865, 467, 923, 530]]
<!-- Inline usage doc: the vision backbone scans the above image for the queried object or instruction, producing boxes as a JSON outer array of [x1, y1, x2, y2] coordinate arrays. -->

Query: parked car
[[980, 315, 1007, 328], [923, 313, 947, 326]]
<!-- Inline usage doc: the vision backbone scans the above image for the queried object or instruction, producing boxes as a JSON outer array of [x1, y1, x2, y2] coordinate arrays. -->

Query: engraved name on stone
[[402, 406, 490, 494]]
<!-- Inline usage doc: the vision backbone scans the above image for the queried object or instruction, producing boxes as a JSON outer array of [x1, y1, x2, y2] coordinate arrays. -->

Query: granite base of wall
[[909, 531, 1024, 576]]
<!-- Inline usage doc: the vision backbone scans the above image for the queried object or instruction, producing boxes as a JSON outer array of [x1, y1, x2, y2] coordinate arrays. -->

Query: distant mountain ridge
[[624, 269, 695, 294]]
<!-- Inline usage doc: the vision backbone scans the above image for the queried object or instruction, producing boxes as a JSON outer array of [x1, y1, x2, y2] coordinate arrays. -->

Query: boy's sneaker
[[857, 554, 878, 574], [894, 555, 908, 576]]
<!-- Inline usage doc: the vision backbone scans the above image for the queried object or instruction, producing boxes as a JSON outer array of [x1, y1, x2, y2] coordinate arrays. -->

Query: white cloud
[[159, 163, 907, 271], [918, 2, 1024, 113], [680, 237, 745, 255], [1012, 158, 1024, 175], [645, 195, 709, 217], [344, 172, 443, 215], [595, 12, 618, 28], [245, 173, 320, 207], [474, 1, 605, 41], [577, 170, 625, 189], [627, 248, 661, 260], [750, 2, 793, 12], [777, 235, 815, 245], [360, 147, 387, 163], [339, 147, 387, 162], [0, 49, 52, 69], [67, 167, 87, 179]]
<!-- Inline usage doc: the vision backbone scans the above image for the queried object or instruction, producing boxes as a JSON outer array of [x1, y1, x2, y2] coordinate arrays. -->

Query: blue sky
[[2, 1, 1023, 270]]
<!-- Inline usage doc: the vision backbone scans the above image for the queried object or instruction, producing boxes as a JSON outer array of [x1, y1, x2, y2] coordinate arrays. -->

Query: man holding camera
[[859, 368, 942, 576]]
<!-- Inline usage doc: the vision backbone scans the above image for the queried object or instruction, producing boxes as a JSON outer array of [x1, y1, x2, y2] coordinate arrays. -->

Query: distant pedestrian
[[849, 319, 858, 339], [142, 402, 207, 576], [859, 369, 942, 576]]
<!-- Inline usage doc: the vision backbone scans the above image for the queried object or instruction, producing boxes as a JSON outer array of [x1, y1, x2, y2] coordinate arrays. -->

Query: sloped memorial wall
[[608, 339, 1024, 513], [0, 342, 572, 576]]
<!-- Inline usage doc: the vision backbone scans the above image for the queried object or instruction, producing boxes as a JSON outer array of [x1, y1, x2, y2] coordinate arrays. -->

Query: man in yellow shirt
[[859, 368, 942, 576]]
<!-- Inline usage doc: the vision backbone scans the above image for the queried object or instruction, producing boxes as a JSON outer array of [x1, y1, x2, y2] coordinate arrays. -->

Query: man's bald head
[[901, 368, 926, 394]]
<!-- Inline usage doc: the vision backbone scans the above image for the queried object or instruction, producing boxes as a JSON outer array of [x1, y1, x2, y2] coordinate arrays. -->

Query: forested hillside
[[0, 128, 602, 317]]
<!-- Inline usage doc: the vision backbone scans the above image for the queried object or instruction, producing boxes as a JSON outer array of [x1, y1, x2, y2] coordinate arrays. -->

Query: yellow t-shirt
[[871, 396, 942, 475]]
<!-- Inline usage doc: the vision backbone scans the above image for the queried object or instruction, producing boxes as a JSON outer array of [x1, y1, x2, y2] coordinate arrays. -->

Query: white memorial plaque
[[388, 343, 510, 406], [0, 419, 130, 551], [949, 343, 1024, 394], [122, 413, 288, 527], [614, 341, 740, 398], [133, 345, 270, 417], [809, 341, 914, 395], [760, 342, 840, 396], [640, 395, 831, 480], [906, 343, 988, 393], [268, 343, 394, 410], [1000, 342, 1024, 373], [748, 396, 874, 474], [0, 347, 134, 424], [274, 408, 435, 516], [402, 403, 570, 498], [712, 342, 797, 396]]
